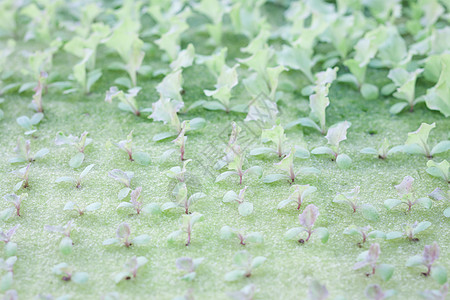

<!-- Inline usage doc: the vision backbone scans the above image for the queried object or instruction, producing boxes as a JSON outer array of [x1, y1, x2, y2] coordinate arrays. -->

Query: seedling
[[308, 280, 328, 300], [227, 284, 256, 300], [55, 164, 95, 188], [115, 130, 150, 165], [220, 226, 264, 246], [215, 121, 241, 170], [387, 68, 423, 113], [30, 72, 47, 113], [428, 188, 450, 217], [406, 242, 447, 284], [44, 220, 75, 255], [108, 169, 134, 199], [277, 185, 317, 210], [224, 250, 266, 281], [222, 186, 253, 217], [114, 256, 148, 284], [165, 159, 191, 182], [365, 284, 396, 300], [263, 148, 319, 184], [311, 121, 352, 168], [55, 131, 92, 168], [333, 186, 379, 221], [420, 283, 449, 299], [52, 263, 88, 284], [353, 243, 394, 281], [167, 212, 204, 246], [64, 201, 101, 216], [403, 123, 450, 158], [161, 183, 206, 214], [103, 223, 150, 248], [0, 225, 19, 257], [426, 160, 449, 183], [117, 187, 161, 215], [250, 124, 287, 158], [12, 164, 31, 191], [284, 204, 329, 244], [343, 226, 386, 248], [384, 176, 432, 212], [360, 138, 404, 159], [0, 257, 17, 292], [385, 221, 432, 241], [1, 194, 26, 220], [424, 52, 449, 117], [16, 113, 43, 135], [9, 138, 49, 164], [175, 257, 204, 281], [105, 87, 148, 116], [64, 50, 102, 94], [172, 121, 188, 161]]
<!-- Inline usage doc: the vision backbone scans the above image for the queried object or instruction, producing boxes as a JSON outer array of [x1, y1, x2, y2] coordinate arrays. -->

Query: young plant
[[406, 242, 447, 284], [108, 169, 134, 199], [30, 72, 47, 113], [420, 283, 449, 300], [64, 201, 101, 216], [161, 183, 206, 214], [222, 186, 253, 217], [175, 257, 204, 281], [44, 220, 75, 255], [55, 131, 92, 168], [172, 121, 188, 161], [55, 164, 95, 189], [403, 123, 450, 158], [360, 138, 404, 159], [1, 193, 26, 220], [284, 204, 329, 244], [311, 121, 352, 168], [203, 64, 241, 112], [12, 164, 31, 191], [165, 159, 191, 182], [365, 284, 396, 300], [9, 138, 49, 164], [424, 53, 450, 117], [227, 284, 256, 300], [16, 113, 43, 135], [115, 130, 150, 165], [103, 222, 150, 248], [52, 263, 88, 284], [64, 50, 102, 94], [250, 124, 288, 158], [343, 225, 386, 248], [224, 250, 266, 281], [387, 68, 424, 114], [353, 243, 394, 281], [0, 256, 17, 292], [167, 212, 204, 246], [384, 176, 432, 212], [277, 184, 317, 210], [105, 87, 147, 116], [333, 186, 380, 222], [114, 256, 148, 284], [0, 225, 19, 257], [117, 187, 161, 215], [220, 226, 264, 246], [426, 160, 449, 183], [386, 221, 432, 241], [263, 148, 319, 184], [428, 188, 450, 217]]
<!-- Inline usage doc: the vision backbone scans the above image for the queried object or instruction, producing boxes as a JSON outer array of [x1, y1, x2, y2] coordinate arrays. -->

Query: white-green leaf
[[238, 202, 253, 216]]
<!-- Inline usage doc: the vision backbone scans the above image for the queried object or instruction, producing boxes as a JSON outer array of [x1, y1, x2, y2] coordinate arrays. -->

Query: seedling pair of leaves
[[277, 184, 317, 210], [353, 243, 394, 282], [428, 188, 450, 217], [365, 284, 396, 300], [175, 257, 204, 281], [16, 112, 43, 136], [165, 159, 191, 182], [0, 256, 17, 292], [224, 250, 266, 281], [426, 160, 449, 183], [167, 212, 203, 246], [55, 131, 92, 168], [333, 186, 379, 222], [0, 225, 19, 257], [115, 130, 151, 166], [220, 225, 264, 246], [406, 242, 447, 284], [1, 194, 26, 221], [52, 263, 88, 284], [360, 138, 404, 159], [161, 183, 206, 215], [402, 123, 450, 158], [55, 164, 95, 189], [384, 176, 432, 212], [385, 221, 432, 242], [12, 164, 31, 191], [222, 186, 253, 217], [103, 223, 150, 248], [285, 204, 329, 244], [64, 201, 101, 216], [9, 138, 49, 164], [108, 169, 134, 199], [387, 68, 424, 114], [45, 220, 75, 255], [117, 187, 161, 215], [343, 225, 386, 248], [115, 256, 148, 284], [160, 121, 190, 161]]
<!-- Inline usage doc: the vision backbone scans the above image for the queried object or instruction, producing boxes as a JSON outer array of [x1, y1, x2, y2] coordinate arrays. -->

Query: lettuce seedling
[[250, 124, 288, 158], [9, 138, 49, 164], [343, 226, 386, 248], [30, 72, 47, 113], [114, 256, 148, 284], [44, 220, 75, 255], [220, 226, 264, 246], [12, 164, 31, 191], [224, 250, 266, 281], [115, 130, 150, 165], [64, 201, 101, 216], [424, 53, 450, 117], [333, 186, 380, 221], [365, 284, 396, 300], [52, 263, 88, 284], [426, 160, 449, 183], [117, 187, 161, 215], [388, 68, 423, 114], [168, 212, 204, 246], [161, 183, 206, 214], [308, 280, 328, 300], [406, 242, 447, 284], [403, 123, 450, 158], [428, 188, 450, 217], [353, 243, 394, 281], [263, 148, 319, 184], [105, 87, 146, 116], [16, 113, 43, 135], [420, 283, 448, 300], [55, 164, 95, 189], [360, 138, 405, 159], [284, 204, 329, 244], [0, 256, 17, 292], [386, 221, 432, 241], [227, 284, 256, 300], [222, 186, 253, 217], [166, 159, 191, 182], [277, 184, 317, 210], [0, 225, 19, 257], [103, 223, 150, 248], [203, 64, 241, 112], [384, 176, 432, 212], [172, 121, 189, 161], [108, 169, 134, 199], [55, 131, 92, 168], [175, 257, 204, 281], [1, 194, 26, 220]]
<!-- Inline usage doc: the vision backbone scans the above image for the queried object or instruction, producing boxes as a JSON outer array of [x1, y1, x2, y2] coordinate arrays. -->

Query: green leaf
[[417, 197, 432, 209], [223, 191, 238, 203], [277, 199, 294, 209], [444, 207, 450, 218], [251, 256, 266, 269], [0, 272, 13, 292], [69, 152, 85, 168], [219, 226, 235, 239], [233, 250, 251, 267], [316, 227, 329, 243], [325, 121, 351, 148], [250, 147, 275, 156], [361, 83, 379, 100], [59, 237, 73, 255], [55, 177, 76, 184], [224, 270, 246, 282], [114, 271, 132, 284], [431, 141, 450, 156], [405, 255, 423, 267], [132, 234, 151, 245], [215, 171, 237, 183], [72, 272, 89, 284], [405, 122, 435, 156], [361, 204, 379, 222], [386, 231, 403, 240], [263, 174, 290, 183], [360, 147, 378, 155], [426, 160, 449, 182], [118, 188, 131, 200], [311, 146, 335, 156], [85, 202, 101, 212], [412, 221, 431, 235], [431, 265, 447, 284], [161, 202, 179, 211], [238, 202, 253, 216], [425, 53, 450, 117], [377, 264, 394, 282], [141, 203, 161, 215], [284, 227, 305, 240], [79, 164, 95, 179], [133, 151, 151, 166], [336, 154, 352, 169], [389, 102, 408, 114], [246, 232, 264, 244], [384, 199, 402, 210], [103, 238, 120, 245]]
